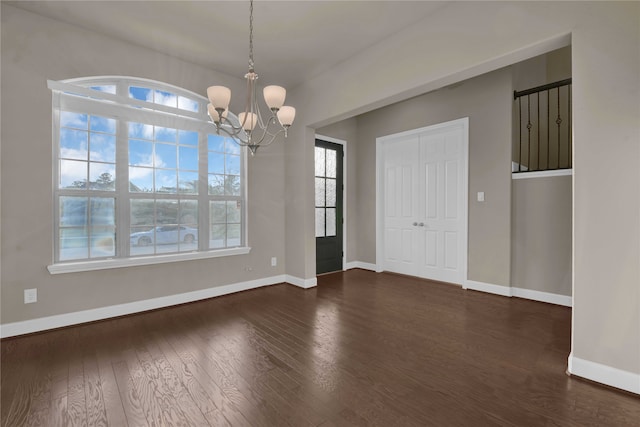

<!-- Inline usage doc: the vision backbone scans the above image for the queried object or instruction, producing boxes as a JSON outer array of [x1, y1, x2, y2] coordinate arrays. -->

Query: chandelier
[[206, 0, 295, 155]]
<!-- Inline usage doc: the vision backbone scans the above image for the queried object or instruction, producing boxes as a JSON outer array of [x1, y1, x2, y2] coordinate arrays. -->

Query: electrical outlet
[[271, 257, 277, 267], [24, 288, 37, 304], [244, 266, 253, 272]]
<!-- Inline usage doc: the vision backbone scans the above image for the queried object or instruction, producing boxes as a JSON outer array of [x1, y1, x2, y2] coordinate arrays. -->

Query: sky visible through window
[[59, 112, 117, 190], [128, 123, 199, 194], [129, 86, 199, 112]]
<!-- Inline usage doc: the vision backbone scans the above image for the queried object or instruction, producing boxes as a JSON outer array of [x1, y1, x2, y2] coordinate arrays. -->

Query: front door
[[315, 139, 344, 274]]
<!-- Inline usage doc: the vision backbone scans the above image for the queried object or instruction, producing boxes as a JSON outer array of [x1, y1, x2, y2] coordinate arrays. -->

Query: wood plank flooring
[[2, 269, 639, 426]]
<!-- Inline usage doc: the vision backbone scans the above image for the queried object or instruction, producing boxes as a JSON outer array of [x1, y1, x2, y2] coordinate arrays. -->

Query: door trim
[[375, 117, 469, 284], [315, 134, 347, 271]]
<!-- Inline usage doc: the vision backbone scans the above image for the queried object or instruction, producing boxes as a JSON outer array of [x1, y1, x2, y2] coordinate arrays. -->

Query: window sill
[[47, 247, 252, 275]]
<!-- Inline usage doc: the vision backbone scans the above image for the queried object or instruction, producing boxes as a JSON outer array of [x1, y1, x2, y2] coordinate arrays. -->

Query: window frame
[[48, 77, 250, 274]]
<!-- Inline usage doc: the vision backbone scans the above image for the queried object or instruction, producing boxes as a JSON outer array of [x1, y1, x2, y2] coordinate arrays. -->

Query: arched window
[[48, 77, 247, 271]]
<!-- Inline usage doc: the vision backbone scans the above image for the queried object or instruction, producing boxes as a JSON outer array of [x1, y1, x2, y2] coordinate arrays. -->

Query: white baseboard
[[464, 280, 572, 307], [464, 279, 512, 296], [512, 287, 572, 307], [568, 353, 640, 395], [344, 261, 358, 270], [0, 273, 572, 338], [285, 275, 317, 289], [344, 261, 377, 271], [1, 275, 289, 338]]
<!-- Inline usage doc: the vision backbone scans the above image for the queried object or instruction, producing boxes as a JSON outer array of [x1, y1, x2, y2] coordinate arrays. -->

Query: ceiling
[[7, 1, 448, 89]]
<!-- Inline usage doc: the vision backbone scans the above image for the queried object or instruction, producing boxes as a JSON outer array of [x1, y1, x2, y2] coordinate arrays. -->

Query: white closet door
[[380, 118, 467, 285], [419, 124, 465, 283], [381, 135, 421, 277]]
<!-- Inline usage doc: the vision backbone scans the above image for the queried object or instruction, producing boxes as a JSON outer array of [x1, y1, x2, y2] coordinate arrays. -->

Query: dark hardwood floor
[[2, 269, 639, 426]]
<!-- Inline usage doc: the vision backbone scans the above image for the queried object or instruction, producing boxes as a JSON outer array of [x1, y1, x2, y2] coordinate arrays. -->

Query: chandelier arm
[[215, 124, 251, 146], [251, 123, 286, 148], [256, 128, 285, 147], [249, 78, 262, 131], [250, 118, 273, 146], [254, 104, 271, 133], [215, 110, 288, 149], [249, 131, 280, 149], [216, 118, 247, 137], [252, 82, 268, 130], [255, 104, 267, 129], [237, 74, 255, 132]]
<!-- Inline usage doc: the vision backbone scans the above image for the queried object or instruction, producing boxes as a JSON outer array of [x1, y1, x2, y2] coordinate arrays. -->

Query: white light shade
[[207, 86, 231, 110], [277, 106, 296, 126], [263, 85, 286, 110], [207, 103, 228, 122], [238, 112, 258, 131]]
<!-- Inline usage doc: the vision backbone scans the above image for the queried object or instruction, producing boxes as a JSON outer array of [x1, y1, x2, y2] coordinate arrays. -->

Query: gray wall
[[355, 68, 513, 287], [1, 5, 286, 324], [511, 176, 572, 296]]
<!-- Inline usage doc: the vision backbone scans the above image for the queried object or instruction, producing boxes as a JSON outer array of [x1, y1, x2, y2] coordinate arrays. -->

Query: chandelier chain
[[248, 0, 254, 71]]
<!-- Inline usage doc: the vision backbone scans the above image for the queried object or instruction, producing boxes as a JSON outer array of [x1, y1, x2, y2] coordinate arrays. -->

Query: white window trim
[[48, 77, 249, 272], [47, 247, 251, 274], [48, 78, 206, 121]]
